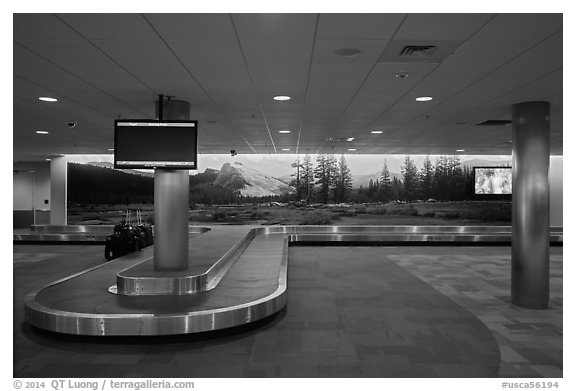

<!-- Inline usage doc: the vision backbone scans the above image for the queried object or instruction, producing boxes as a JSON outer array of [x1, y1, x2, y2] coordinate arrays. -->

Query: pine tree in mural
[[447, 155, 465, 200], [401, 155, 419, 201], [391, 177, 402, 201], [290, 156, 303, 200], [433, 155, 450, 200], [301, 154, 315, 202], [419, 156, 434, 200], [380, 158, 393, 202], [334, 154, 353, 203], [314, 154, 338, 204]]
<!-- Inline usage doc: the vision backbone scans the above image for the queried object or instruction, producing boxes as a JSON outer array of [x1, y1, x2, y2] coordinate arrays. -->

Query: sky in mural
[[66, 154, 512, 178]]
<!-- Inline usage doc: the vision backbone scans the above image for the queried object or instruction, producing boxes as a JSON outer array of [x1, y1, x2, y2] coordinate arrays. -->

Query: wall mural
[[67, 154, 512, 226]]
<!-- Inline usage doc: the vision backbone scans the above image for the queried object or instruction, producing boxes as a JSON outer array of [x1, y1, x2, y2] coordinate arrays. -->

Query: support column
[[511, 101, 550, 309], [154, 170, 189, 271], [153, 99, 191, 271], [50, 156, 67, 225]]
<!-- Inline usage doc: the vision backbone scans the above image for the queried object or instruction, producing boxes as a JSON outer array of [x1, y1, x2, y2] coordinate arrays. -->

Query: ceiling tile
[[231, 14, 317, 39], [56, 13, 158, 40], [166, 38, 253, 94], [14, 14, 78, 41], [317, 14, 405, 39], [240, 38, 314, 93], [471, 13, 562, 42], [396, 14, 495, 40], [145, 13, 235, 39], [93, 39, 191, 82], [18, 40, 151, 92]]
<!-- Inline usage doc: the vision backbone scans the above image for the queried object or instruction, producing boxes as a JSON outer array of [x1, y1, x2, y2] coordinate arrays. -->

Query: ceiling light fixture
[[273, 95, 291, 101], [456, 149, 466, 152], [327, 137, 356, 143], [45, 158, 51, 161], [38, 96, 58, 102], [415, 96, 433, 102], [347, 148, 357, 152], [281, 148, 291, 151], [107, 148, 115, 151], [370, 130, 383, 134], [394, 72, 410, 78], [278, 130, 291, 134], [36, 130, 50, 134], [334, 48, 362, 57]]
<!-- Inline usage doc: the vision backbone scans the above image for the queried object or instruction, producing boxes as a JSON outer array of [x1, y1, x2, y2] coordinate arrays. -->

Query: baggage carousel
[[13, 224, 115, 243], [23, 225, 563, 336]]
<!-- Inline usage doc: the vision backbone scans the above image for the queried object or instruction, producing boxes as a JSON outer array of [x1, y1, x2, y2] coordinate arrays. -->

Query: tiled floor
[[387, 247, 563, 378], [13, 243, 562, 378]]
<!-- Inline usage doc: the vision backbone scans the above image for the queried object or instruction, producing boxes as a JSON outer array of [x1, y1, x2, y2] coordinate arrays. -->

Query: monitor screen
[[474, 167, 512, 195], [114, 120, 198, 169]]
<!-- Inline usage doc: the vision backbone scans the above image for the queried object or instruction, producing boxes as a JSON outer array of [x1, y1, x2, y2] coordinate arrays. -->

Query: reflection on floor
[[13, 243, 562, 378]]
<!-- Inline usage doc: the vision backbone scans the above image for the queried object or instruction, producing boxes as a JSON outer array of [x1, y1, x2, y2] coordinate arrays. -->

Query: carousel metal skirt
[[23, 225, 562, 336]]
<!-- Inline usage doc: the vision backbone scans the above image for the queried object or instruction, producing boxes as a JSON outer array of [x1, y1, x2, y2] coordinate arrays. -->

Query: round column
[[154, 99, 191, 271], [511, 101, 550, 309]]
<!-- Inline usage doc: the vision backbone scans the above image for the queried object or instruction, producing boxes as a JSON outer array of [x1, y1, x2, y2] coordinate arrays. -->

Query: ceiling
[[13, 13, 563, 161]]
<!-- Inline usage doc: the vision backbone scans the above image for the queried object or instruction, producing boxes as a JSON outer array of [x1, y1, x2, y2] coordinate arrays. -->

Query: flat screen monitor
[[474, 167, 512, 195], [114, 120, 198, 169]]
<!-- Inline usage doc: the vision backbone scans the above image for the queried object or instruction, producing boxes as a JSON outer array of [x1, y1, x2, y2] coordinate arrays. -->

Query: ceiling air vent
[[377, 40, 461, 64], [476, 119, 512, 126], [399, 45, 437, 57]]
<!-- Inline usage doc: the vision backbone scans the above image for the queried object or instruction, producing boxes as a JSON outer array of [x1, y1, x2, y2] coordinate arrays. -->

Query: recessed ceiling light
[[370, 130, 383, 134], [346, 137, 354, 142], [273, 96, 291, 101], [415, 96, 433, 102], [107, 148, 115, 151], [281, 148, 291, 151], [278, 130, 291, 134], [38, 96, 58, 102], [334, 48, 362, 57], [36, 130, 50, 134], [45, 158, 51, 161], [456, 149, 466, 152], [347, 148, 357, 152], [395, 72, 410, 78]]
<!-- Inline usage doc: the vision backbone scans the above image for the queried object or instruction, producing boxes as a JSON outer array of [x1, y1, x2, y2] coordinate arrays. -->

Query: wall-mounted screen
[[114, 120, 197, 169], [474, 167, 512, 195]]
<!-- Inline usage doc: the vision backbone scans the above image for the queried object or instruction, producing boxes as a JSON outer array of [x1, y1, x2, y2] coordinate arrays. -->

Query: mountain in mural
[[212, 162, 294, 197], [352, 171, 401, 189], [87, 161, 155, 178]]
